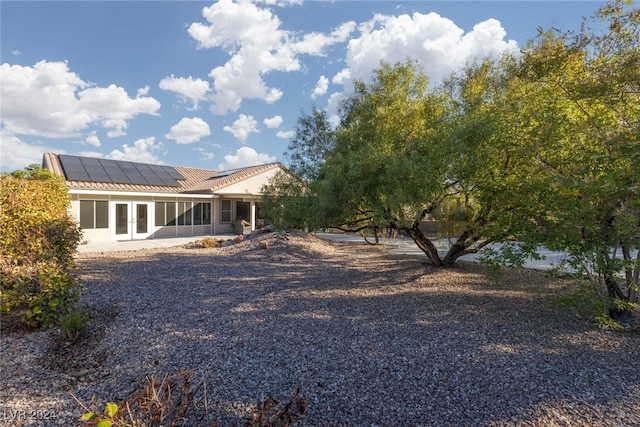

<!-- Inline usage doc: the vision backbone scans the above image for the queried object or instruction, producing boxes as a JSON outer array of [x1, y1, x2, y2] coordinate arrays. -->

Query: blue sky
[[1, 0, 606, 172]]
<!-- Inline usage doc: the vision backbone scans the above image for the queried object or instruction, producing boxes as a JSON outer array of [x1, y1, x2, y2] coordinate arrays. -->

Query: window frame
[[79, 200, 109, 230], [220, 199, 232, 223]]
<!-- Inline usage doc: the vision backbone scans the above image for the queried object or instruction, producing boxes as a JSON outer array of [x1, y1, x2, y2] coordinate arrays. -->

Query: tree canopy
[[262, 1, 639, 319]]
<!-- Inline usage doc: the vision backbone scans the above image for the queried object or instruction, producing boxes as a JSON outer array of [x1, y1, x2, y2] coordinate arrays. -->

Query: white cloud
[[223, 114, 258, 143], [76, 151, 104, 159], [159, 75, 210, 110], [195, 147, 215, 161], [292, 21, 356, 56], [255, 0, 303, 6], [107, 137, 166, 164], [263, 115, 283, 129], [166, 117, 211, 144], [77, 84, 161, 137], [0, 130, 62, 172], [188, 0, 353, 115], [12, 50, 21, 56], [0, 60, 161, 138], [85, 131, 101, 147], [218, 146, 276, 170], [276, 130, 295, 139], [326, 12, 518, 114], [311, 75, 329, 99]]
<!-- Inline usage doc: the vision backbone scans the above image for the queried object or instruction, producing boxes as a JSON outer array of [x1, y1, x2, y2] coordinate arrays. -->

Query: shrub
[[555, 279, 636, 329], [0, 165, 83, 329], [59, 306, 90, 342], [200, 237, 221, 248]]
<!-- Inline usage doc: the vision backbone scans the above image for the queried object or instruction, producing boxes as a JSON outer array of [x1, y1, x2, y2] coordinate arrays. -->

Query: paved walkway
[[77, 235, 235, 253]]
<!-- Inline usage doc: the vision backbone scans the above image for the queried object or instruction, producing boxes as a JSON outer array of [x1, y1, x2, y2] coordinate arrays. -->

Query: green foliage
[[268, 59, 519, 267], [59, 306, 90, 342], [261, 170, 314, 230], [284, 108, 336, 182], [267, 1, 639, 321], [79, 402, 122, 427], [478, 242, 546, 283], [555, 279, 637, 329], [0, 165, 83, 328], [495, 0, 640, 313]]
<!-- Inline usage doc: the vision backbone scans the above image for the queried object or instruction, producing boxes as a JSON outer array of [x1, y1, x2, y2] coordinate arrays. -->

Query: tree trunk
[[605, 275, 631, 320], [404, 224, 444, 266], [622, 243, 639, 304], [403, 222, 493, 268]]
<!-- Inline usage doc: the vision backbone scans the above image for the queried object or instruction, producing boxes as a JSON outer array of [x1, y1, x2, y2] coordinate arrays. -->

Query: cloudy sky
[[1, 1, 605, 172]]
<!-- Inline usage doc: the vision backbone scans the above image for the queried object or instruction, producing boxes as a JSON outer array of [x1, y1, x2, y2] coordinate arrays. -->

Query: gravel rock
[[1, 232, 639, 426]]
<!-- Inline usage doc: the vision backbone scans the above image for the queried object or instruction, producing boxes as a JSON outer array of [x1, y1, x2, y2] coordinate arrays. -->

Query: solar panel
[[127, 174, 149, 185], [59, 154, 82, 165], [86, 171, 111, 182], [82, 158, 101, 165], [107, 173, 130, 183], [120, 164, 138, 173], [83, 161, 107, 175], [148, 164, 165, 172], [166, 167, 185, 180], [99, 159, 118, 168], [58, 155, 185, 186], [161, 177, 179, 186], [64, 170, 91, 181]]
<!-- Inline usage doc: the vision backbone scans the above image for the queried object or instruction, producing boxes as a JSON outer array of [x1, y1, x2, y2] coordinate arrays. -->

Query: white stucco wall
[[214, 168, 280, 196]]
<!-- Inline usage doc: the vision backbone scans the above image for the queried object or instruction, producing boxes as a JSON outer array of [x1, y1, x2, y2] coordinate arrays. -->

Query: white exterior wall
[[65, 166, 283, 242], [71, 192, 216, 242], [214, 168, 280, 196]]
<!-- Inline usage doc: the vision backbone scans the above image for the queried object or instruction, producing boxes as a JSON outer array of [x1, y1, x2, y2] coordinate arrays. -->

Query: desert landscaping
[[1, 232, 639, 426]]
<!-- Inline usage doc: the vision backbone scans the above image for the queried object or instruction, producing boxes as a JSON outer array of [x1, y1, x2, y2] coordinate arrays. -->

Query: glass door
[[113, 202, 131, 240], [111, 202, 153, 240], [132, 202, 152, 239]]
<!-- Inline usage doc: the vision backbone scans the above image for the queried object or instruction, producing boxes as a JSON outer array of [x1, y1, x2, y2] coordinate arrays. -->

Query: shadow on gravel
[[64, 238, 640, 426]]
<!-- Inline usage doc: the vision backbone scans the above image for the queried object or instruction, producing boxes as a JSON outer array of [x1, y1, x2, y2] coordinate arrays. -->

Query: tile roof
[[42, 153, 282, 195]]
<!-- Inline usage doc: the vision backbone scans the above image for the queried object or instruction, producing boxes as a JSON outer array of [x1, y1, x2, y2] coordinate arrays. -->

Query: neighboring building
[[42, 153, 284, 242]]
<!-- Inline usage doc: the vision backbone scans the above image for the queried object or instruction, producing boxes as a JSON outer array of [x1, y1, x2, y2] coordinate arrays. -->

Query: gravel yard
[[1, 233, 639, 426]]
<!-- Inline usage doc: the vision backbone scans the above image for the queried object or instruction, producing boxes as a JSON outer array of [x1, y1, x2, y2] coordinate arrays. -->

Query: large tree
[[495, 0, 640, 318], [265, 59, 522, 266]]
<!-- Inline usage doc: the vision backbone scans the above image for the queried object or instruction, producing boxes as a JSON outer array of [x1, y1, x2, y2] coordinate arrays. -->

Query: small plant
[[74, 370, 212, 427], [554, 279, 636, 329], [74, 370, 308, 427], [274, 229, 290, 244], [200, 237, 221, 249], [77, 401, 128, 427], [59, 306, 90, 342]]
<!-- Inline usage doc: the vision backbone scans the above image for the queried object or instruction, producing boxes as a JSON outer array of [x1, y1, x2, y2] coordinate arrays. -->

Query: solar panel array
[[58, 155, 185, 187]]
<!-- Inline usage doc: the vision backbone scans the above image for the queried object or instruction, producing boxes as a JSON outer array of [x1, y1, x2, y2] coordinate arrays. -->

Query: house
[[42, 153, 284, 243]]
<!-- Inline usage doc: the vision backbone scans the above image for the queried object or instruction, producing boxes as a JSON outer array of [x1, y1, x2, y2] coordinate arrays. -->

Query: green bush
[[59, 306, 90, 342], [0, 165, 83, 329], [554, 279, 636, 329]]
